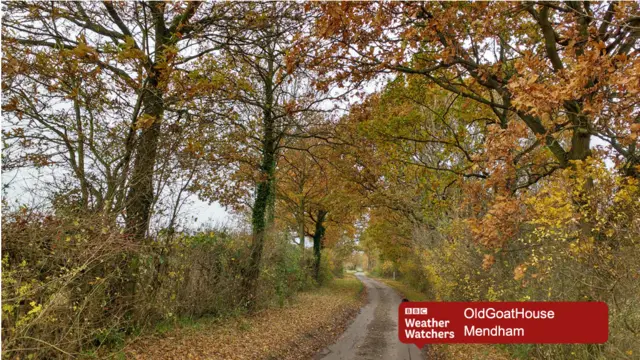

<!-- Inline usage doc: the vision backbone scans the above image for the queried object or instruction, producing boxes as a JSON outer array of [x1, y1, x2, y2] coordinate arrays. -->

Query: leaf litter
[[125, 276, 366, 360]]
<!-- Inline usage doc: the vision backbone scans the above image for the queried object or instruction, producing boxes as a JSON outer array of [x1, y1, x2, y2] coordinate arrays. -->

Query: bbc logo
[[405, 308, 428, 315]]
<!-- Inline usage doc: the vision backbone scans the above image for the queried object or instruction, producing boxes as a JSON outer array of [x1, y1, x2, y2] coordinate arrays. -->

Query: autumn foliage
[[2, 1, 639, 359], [312, 2, 639, 359]]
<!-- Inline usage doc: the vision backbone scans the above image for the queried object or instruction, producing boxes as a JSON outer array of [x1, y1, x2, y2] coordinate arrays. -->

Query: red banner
[[399, 302, 608, 346]]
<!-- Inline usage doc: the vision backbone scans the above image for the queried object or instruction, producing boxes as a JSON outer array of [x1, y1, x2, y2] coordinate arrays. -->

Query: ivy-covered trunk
[[243, 142, 276, 307], [298, 194, 306, 250], [313, 210, 327, 282], [242, 48, 277, 308]]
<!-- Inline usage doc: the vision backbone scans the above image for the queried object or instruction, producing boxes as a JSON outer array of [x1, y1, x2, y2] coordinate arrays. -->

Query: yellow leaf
[[136, 114, 157, 130]]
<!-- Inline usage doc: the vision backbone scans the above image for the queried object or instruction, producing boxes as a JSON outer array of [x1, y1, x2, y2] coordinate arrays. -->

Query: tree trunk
[[313, 209, 327, 282], [125, 82, 163, 240], [73, 94, 90, 209], [266, 166, 277, 227], [119, 6, 168, 323], [243, 131, 276, 307], [125, 6, 168, 241], [242, 50, 276, 308], [298, 197, 305, 250]]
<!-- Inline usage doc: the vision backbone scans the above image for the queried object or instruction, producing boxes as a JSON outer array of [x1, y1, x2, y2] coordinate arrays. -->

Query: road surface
[[316, 274, 424, 360]]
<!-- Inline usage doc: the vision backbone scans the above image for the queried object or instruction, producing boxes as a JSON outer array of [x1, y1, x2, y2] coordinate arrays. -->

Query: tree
[[312, 1, 640, 180], [185, 3, 337, 304], [276, 139, 316, 251], [2, 2, 243, 325], [3, 1, 233, 239], [3, 39, 125, 212], [277, 134, 364, 281]]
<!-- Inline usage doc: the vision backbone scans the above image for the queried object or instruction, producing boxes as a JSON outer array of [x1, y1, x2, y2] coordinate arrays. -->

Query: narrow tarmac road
[[315, 274, 423, 360]]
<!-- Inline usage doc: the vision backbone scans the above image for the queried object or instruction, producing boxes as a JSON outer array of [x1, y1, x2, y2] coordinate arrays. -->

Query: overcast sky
[[1, 165, 235, 230]]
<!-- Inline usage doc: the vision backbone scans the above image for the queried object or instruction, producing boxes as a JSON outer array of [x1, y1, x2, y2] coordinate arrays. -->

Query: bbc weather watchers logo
[[405, 307, 428, 315]]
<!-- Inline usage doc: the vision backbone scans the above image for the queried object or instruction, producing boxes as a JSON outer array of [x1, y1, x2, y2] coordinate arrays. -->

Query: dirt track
[[315, 274, 424, 360]]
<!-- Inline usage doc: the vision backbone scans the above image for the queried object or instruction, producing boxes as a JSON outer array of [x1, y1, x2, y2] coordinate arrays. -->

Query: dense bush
[[1, 208, 320, 358], [1, 209, 134, 358]]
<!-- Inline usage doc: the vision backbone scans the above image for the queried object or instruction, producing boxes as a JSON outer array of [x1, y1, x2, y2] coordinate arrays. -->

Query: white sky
[[1, 165, 234, 230]]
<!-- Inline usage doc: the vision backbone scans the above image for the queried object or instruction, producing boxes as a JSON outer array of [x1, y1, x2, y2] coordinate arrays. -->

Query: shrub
[[1, 209, 316, 358], [1, 209, 135, 358]]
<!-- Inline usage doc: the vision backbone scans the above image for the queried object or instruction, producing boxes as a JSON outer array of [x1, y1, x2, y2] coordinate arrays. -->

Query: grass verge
[[123, 275, 366, 360], [375, 278, 430, 301]]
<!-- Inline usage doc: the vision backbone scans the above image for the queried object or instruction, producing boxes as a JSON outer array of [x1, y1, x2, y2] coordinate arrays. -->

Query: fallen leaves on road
[[433, 344, 513, 360], [125, 276, 365, 360]]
